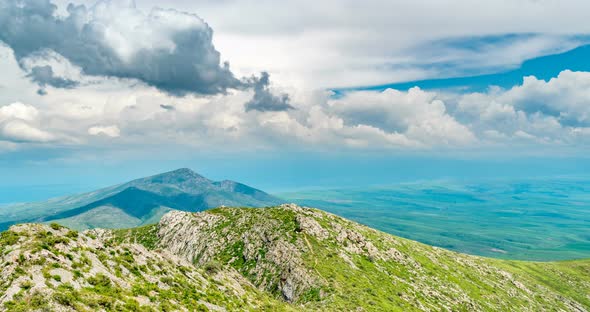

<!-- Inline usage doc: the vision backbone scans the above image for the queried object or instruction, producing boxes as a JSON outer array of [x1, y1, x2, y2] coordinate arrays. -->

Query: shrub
[[20, 280, 33, 290], [66, 230, 79, 239], [87, 274, 111, 287], [53, 292, 76, 307], [0, 231, 20, 246], [204, 260, 223, 274]]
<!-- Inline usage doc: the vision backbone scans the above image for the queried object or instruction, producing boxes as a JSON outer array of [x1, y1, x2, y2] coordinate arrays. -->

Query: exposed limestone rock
[[154, 205, 590, 311], [0, 222, 286, 311], [2, 205, 589, 311], [157, 208, 321, 302], [296, 215, 329, 240]]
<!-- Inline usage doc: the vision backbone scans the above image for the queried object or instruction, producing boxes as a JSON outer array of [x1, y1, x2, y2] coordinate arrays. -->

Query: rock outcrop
[[154, 204, 590, 311], [0, 223, 289, 311], [1, 205, 589, 311]]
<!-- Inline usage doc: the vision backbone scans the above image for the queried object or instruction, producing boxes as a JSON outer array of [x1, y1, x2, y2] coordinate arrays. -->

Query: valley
[[283, 179, 590, 261]]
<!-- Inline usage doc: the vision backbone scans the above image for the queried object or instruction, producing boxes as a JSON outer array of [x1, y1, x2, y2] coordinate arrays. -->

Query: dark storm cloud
[[27, 65, 78, 89], [0, 0, 241, 95], [245, 72, 294, 112], [160, 104, 175, 111]]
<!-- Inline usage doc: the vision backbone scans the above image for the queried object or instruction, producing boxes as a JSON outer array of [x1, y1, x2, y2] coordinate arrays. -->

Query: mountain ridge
[[1, 204, 588, 311], [0, 169, 283, 231]]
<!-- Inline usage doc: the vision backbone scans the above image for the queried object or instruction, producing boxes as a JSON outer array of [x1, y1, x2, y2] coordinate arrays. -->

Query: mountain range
[[1, 204, 588, 311], [0, 168, 283, 231], [1, 170, 589, 310]]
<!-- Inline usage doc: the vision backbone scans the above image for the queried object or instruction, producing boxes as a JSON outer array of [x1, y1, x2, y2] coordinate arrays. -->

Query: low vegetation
[[1, 204, 589, 311]]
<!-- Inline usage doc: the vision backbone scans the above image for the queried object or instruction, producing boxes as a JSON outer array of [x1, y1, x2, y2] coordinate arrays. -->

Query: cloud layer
[[2, 53, 589, 154], [164, 0, 590, 89], [0, 1, 589, 159], [0, 0, 240, 95]]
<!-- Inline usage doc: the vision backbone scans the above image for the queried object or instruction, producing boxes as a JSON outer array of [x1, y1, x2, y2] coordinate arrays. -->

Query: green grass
[[4, 206, 590, 311], [1, 222, 293, 312], [112, 224, 159, 249], [150, 206, 590, 311]]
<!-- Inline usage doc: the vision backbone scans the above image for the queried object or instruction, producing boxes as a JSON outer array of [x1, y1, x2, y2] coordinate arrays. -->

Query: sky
[[1, 0, 590, 202]]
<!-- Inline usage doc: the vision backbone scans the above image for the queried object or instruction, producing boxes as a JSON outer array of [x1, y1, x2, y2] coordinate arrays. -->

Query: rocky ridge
[[153, 204, 590, 311], [0, 222, 289, 311], [1, 204, 590, 311]]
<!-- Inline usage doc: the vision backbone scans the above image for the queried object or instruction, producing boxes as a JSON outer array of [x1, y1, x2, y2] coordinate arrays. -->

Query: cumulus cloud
[[245, 72, 294, 112], [1, 44, 590, 154], [329, 88, 475, 146], [451, 70, 590, 145], [0, 102, 54, 142], [0, 102, 39, 122], [501, 71, 590, 127], [88, 125, 120, 137], [1, 120, 54, 142], [0, 0, 241, 95]]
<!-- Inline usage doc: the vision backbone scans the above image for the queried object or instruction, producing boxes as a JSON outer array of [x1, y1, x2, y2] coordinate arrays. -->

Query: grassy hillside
[[0, 223, 289, 311], [130, 205, 590, 311], [1, 204, 589, 311]]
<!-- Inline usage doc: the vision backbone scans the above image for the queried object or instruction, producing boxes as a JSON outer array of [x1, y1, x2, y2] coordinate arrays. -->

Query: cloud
[[0, 0, 241, 95], [178, 0, 590, 90], [0, 102, 39, 122], [448, 71, 590, 146], [0, 102, 55, 142], [27, 65, 79, 91], [88, 125, 120, 137], [1, 120, 54, 142], [245, 72, 294, 112], [160, 104, 175, 111], [500, 71, 590, 127], [2, 40, 590, 155], [329, 88, 475, 146]]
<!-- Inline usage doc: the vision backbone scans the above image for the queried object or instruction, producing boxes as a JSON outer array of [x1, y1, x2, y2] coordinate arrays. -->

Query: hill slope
[[0, 169, 283, 231], [0, 223, 290, 311], [2, 204, 589, 311]]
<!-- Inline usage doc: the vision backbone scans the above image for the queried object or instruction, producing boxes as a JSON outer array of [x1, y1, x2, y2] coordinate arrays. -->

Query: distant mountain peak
[[0, 168, 283, 232], [167, 167, 197, 175], [160, 168, 204, 178], [138, 168, 211, 187]]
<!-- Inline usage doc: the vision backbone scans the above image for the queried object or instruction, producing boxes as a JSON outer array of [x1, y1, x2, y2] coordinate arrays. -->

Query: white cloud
[[2, 66, 590, 154], [449, 70, 590, 148], [100, 0, 590, 89], [88, 125, 121, 137], [328, 88, 476, 146], [1, 0, 590, 157], [0, 102, 39, 122], [1, 120, 54, 143], [0, 102, 56, 143], [499, 70, 590, 126]]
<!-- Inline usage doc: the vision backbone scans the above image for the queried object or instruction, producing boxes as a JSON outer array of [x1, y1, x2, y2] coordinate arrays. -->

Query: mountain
[[1, 204, 588, 311], [0, 169, 283, 231]]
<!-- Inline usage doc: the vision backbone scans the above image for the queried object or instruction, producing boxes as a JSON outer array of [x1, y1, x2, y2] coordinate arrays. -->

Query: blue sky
[[340, 42, 590, 94], [1, 0, 590, 203]]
